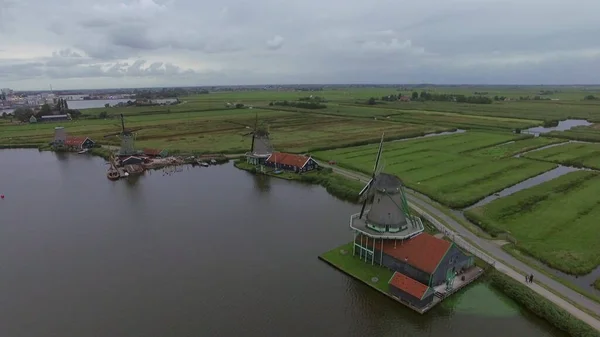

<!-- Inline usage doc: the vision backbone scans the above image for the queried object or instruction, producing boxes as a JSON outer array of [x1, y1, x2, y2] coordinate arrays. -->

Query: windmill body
[[103, 114, 142, 157], [245, 113, 273, 166], [350, 133, 424, 240]]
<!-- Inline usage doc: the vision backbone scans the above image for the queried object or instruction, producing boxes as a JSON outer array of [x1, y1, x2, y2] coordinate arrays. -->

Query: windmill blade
[[127, 127, 143, 133], [250, 133, 255, 152], [372, 132, 385, 177], [359, 198, 368, 219], [104, 132, 121, 138], [358, 178, 373, 197], [375, 159, 385, 176]]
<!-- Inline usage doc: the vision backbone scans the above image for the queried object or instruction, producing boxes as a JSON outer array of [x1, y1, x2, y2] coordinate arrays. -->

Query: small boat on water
[[107, 168, 119, 180], [78, 149, 89, 154], [210, 159, 217, 165], [198, 161, 209, 167]]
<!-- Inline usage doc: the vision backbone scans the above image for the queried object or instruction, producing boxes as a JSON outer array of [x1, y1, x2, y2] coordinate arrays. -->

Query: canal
[[0, 149, 567, 337]]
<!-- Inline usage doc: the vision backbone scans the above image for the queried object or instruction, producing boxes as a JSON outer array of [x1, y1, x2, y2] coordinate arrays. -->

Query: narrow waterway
[[0, 149, 568, 337], [464, 165, 581, 210], [524, 119, 592, 136], [391, 129, 466, 143]]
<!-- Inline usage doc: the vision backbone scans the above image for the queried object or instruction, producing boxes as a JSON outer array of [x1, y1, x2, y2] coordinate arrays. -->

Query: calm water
[[525, 119, 592, 135], [0, 150, 567, 337], [68, 99, 177, 109]]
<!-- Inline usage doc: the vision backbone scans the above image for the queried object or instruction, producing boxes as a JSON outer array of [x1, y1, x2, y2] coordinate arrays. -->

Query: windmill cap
[[372, 173, 403, 191]]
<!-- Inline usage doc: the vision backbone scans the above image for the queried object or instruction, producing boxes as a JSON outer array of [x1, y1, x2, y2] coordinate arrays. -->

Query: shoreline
[[232, 159, 363, 203]]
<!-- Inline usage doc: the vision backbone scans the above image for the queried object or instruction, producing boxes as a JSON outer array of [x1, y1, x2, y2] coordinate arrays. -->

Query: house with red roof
[[388, 272, 435, 308], [356, 232, 473, 292], [64, 136, 95, 150], [265, 152, 319, 173]]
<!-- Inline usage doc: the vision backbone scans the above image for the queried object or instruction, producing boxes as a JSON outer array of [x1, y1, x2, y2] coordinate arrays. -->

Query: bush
[[489, 271, 600, 337]]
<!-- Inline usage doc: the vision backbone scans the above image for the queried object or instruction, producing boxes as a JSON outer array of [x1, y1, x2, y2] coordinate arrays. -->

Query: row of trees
[[270, 100, 327, 109], [413, 91, 493, 104], [584, 95, 598, 100], [0, 93, 6, 101], [9, 101, 82, 122], [298, 96, 327, 103]]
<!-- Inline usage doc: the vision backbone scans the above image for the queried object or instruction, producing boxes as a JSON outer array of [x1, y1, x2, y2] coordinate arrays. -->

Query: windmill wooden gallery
[[328, 134, 484, 314]]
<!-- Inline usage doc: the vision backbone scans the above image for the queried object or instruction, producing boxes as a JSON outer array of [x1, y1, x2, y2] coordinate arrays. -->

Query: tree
[[411, 91, 419, 100], [68, 109, 82, 119], [105, 103, 110, 108], [37, 103, 52, 117], [14, 107, 34, 122], [98, 111, 108, 119], [1, 112, 7, 119], [0, 93, 5, 101], [367, 97, 376, 105], [584, 95, 598, 100]]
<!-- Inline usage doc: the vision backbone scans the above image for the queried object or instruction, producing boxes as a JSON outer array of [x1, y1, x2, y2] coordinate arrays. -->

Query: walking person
[[530, 274, 534, 283], [525, 274, 529, 283]]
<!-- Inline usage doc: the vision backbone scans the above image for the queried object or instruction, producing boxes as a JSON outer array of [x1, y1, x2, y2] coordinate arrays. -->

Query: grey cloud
[[2, 0, 600, 88], [266, 35, 284, 50]]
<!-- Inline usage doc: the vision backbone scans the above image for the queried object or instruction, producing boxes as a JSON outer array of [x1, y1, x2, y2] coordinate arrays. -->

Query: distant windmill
[[243, 112, 273, 167], [103, 114, 143, 156], [357, 133, 418, 233]]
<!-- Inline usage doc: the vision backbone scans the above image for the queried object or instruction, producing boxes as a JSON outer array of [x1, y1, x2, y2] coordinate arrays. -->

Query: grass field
[[0, 108, 451, 154], [467, 137, 567, 159], [544, 124, 600, 143], [523, 142, 600, 170], [465, 171, 600, 275], [313, 132, 557, 208], [595, 279, 600, 291], [319, 242, 394, 293]]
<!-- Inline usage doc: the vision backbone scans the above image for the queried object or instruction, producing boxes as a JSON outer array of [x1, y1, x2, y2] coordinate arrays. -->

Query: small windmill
[[243, 112, 273, 168], [103, 114, 143, 156], [357, 133, 418, 233]]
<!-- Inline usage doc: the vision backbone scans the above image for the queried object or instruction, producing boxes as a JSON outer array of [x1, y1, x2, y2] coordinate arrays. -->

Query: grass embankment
[[488, 270, 600, 337], [468, 137, 567, 159], [594, 279, 600, 291], [233, 160, 363, 203], [524, 141, 600, 170], [319, 242, 394, 293], [465, 171, 600, 275], [314, 132, 557, 208]]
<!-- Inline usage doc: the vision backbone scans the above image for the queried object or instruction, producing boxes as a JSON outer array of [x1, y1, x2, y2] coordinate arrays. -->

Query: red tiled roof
[[64, 136, 88, 146], [143, 148, 162, 156], [399, 96, 411, 101], [358, 233, 451, 274], [389, 272, 430, 299], [266, 152, 310, 168]]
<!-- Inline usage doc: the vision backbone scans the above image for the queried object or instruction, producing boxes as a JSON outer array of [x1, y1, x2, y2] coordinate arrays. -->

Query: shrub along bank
[[233, 159, 363, 203], [488, 270, 600, 337]]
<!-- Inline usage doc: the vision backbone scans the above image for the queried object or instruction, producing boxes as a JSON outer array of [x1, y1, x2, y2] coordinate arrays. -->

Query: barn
[[355, 232, 474, 288], [265, 152, 318, 173], [64, 136, 95, 151]]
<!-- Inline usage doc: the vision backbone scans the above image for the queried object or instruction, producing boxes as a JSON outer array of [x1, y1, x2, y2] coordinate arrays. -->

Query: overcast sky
[[1, 0, 599, 90]]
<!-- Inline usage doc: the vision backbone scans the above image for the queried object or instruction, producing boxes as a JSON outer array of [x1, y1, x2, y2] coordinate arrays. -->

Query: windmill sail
[[359, 133, 385, 218]]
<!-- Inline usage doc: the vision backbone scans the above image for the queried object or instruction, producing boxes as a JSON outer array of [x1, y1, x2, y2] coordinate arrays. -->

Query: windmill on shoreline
[[103, 114, 143, 156], [244, 112, 273, 168], [354, 133, 422, 235]]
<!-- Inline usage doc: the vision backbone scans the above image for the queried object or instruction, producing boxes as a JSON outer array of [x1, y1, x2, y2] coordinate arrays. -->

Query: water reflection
[[252, 173, 271, 192]]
